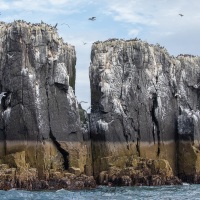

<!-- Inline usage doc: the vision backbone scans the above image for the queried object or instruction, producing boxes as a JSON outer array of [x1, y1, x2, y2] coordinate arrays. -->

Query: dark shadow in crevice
[[49, 130, 69, 170]]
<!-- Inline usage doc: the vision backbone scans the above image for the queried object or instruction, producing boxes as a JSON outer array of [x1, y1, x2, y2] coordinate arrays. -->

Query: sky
[[0, 0, 200, 110]]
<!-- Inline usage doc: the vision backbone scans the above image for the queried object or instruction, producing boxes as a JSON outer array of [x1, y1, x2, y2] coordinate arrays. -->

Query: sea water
[[0, 184, 199, 200]]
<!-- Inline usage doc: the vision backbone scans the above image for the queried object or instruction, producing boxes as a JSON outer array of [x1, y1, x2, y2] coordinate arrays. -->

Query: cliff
[[0, 21, 94, 190], [89, 39, 200, 184], [0, 20, 200, 189]]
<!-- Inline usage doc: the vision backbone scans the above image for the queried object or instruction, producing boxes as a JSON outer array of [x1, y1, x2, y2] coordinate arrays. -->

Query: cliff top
[[92, 38, 200, 60], [0, 20, 74, 49]]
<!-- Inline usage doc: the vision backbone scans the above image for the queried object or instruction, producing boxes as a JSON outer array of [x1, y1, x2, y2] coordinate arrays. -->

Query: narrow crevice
[[152, 125, 156, 144], [45, 64, 69, 170], [89, 114, 95, 177], [175, 118, 180, 176], [119, 47, 125, 100], [49, 129, 69, 170], [54, 82, 68, 92], [136, 109, 141, 156], [121, 117, 129, 145], [151, 93, 161, 157], [1, 91, 10, 156], [136, 129, 141, 156]]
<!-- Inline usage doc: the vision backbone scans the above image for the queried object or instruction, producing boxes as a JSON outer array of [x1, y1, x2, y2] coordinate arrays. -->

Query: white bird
[[193, 83, 200, 89], [7, 54, 14, 59], [0, 92, 6, 103]]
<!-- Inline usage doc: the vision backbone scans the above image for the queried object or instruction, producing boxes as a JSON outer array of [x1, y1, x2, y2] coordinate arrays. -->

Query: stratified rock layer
[[0, 21, 91, 179], [89, 39, 200, 181]]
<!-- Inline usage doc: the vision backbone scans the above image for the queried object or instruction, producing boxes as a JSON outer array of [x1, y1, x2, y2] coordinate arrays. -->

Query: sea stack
[[89, 39, 200, 184], [0, 20, 200, 189], [0, 21, 94, 190]]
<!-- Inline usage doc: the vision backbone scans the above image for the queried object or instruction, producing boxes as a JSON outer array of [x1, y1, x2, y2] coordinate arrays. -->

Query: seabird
[[7, 54, 14, 59], [79, 101, 88, 104], [179, 14, 184, 17], [0, 92, 6, 103], [61, 23, 70, 28], [88, 17, 96, 21], [83, 42, 87, 45]]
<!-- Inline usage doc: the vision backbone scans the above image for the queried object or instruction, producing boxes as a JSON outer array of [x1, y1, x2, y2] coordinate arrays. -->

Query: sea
[[0, 183, 199, 200]]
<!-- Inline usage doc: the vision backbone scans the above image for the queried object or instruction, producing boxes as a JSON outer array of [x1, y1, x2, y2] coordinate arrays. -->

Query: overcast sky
[[0, 0, 200, 110]]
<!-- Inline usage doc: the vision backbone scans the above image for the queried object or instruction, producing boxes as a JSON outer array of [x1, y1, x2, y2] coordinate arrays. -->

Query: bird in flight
[[79, 101, 88, 104], [61, 23, 70, 28], [179, 14, 184, 17], [88, 17, 96, 21], [83, 42, 87, 45]]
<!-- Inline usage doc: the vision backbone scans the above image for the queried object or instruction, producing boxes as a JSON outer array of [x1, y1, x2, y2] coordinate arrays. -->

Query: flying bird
[[83, 42, 87, 45], [79, 101, 88, 104], [179, 14, 184, 17], [61, 23, 70, 28], [88, 17, 96, 21]]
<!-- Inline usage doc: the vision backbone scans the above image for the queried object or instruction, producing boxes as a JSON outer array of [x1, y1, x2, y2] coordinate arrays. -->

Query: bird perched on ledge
[[0, 92, 6, 104], [88, 17, 96, 21]]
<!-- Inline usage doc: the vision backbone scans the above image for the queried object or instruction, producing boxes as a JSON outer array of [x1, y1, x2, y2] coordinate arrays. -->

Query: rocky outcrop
[[89, 39, 200, 182], [98, 157, 181, 186], [0, 20, 92, 183], [0, 20, 200, 189], [0, 163, 96, 190]]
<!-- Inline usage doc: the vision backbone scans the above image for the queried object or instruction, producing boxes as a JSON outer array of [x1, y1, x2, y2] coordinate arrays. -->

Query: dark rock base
[[0, 175, 96, 191], [98, 175, 182, 187]]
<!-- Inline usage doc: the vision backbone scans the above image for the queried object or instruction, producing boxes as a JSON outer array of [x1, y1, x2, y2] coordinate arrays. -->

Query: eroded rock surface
[[98, 157, 181, 186], [0, 21, 200, 189], [89, 39, 200, 181], [0, 21, 92, 181]]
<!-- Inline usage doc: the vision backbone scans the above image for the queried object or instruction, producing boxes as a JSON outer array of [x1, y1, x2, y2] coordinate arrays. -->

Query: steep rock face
[[0, 21, 91, 177], [89, 39, 200, 179]]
